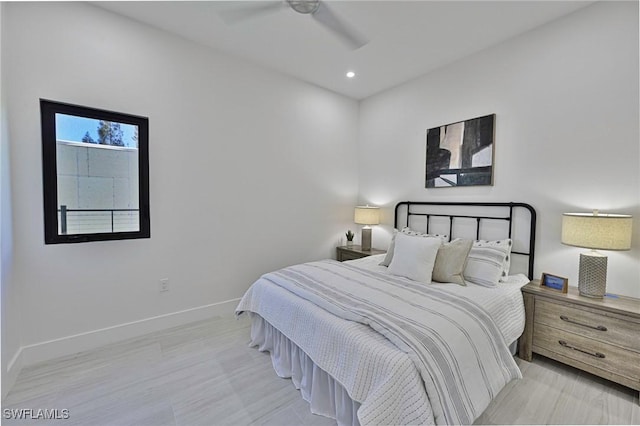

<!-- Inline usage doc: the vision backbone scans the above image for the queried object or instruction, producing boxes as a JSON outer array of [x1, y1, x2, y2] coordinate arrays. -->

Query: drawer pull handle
[[559, 315, 607, 331], [558, 340, 605, 359]]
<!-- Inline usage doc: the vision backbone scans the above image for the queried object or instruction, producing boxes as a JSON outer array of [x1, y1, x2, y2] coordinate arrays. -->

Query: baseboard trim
[[3, 347, 24, 399], [19, 298, 241, 368]]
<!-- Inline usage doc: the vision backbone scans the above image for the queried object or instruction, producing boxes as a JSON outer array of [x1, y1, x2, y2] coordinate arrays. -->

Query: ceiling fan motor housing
[[287, 0, 320, 15]]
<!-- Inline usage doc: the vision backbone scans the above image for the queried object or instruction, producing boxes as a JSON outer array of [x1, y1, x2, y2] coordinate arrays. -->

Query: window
[[41, 99, 150, 244]]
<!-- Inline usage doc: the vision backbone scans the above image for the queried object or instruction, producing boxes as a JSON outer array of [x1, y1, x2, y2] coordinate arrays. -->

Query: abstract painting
[[425, 114, 495, 188]]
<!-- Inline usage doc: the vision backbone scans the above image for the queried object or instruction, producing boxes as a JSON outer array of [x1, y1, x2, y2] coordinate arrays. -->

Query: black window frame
[[41, 99, 150, 244]]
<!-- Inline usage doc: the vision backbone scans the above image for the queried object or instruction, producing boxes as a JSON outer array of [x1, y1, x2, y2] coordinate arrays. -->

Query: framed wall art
[[425, 114, 495, 188]]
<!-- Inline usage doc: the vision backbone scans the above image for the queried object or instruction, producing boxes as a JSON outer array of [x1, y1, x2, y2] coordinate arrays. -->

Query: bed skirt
[[248, 312, 361, 426]]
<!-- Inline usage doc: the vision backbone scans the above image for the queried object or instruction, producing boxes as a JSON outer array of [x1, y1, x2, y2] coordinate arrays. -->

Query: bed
[[236, 201, 537, 425]]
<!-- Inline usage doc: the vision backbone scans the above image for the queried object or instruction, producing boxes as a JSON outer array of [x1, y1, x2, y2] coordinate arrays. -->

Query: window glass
[[41, 100, 150, 244]]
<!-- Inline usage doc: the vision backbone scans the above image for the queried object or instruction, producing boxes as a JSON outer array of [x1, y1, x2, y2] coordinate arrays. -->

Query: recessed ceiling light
[[346, 71, 356, 78]]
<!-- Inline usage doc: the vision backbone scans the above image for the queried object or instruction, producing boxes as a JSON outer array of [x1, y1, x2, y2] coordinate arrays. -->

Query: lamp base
[[361, 227, 372, 251], [578, 251, 607, 298]]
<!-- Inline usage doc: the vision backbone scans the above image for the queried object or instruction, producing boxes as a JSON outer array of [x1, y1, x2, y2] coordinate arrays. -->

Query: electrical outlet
[[159, 278, 169, 292]]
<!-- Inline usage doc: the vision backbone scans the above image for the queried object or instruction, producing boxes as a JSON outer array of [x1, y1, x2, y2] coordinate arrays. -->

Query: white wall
[[4, 2, 358, 364], [358, 1, 639, 297], [1, 1, 24, 397]]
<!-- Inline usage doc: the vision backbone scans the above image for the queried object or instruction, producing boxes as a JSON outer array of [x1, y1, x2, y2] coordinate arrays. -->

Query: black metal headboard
[[394, 201, 537, 278]]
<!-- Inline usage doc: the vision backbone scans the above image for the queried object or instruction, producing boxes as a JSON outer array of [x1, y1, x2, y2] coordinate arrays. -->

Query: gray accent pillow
[[432, 239, 473, 286]]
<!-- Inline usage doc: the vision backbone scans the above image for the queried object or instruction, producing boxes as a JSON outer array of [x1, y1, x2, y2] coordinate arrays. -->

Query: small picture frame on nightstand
[[540, 272, 568, 293]]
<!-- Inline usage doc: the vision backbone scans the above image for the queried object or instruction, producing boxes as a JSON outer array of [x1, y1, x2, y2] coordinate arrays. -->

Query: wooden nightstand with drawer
[[519, 281, 640, 398], [336, 245, 386, 262]]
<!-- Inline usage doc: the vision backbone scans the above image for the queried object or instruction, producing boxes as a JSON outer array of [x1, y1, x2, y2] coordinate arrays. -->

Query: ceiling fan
[[218, 0, 369, 50]]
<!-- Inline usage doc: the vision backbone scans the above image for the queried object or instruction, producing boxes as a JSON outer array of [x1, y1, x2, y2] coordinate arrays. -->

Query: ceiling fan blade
[[311, 1, 368, 50], [218, 1, 285, 25]]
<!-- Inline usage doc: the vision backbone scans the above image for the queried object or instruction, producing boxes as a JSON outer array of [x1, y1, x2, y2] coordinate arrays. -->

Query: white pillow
[[387, 232, 442, 284], [379, 227, 448, 267], [464, 239, 512, 287]]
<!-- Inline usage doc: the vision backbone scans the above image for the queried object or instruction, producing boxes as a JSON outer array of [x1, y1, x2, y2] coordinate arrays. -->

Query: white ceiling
[[94, 1, 595, 100]]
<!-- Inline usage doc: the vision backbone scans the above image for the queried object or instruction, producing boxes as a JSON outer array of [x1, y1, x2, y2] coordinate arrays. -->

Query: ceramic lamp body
[[578, 251, 607, 298], [361, 227, 372, 251]]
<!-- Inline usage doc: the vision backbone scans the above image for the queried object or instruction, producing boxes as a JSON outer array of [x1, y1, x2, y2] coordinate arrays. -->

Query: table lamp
[[354, 205, 380, 251], [561, 210, 632, 298]]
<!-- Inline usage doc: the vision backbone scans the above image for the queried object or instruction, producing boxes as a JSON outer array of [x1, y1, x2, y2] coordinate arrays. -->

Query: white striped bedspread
[[236, 259, 524, 425]]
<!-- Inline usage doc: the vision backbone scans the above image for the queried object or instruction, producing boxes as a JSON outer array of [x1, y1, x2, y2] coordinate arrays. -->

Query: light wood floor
[[3, 314, 639, 425]]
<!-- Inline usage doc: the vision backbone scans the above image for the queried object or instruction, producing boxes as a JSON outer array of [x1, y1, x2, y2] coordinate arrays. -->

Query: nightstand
[[336, 245, 386, 262], [519, 281, 640, 397]]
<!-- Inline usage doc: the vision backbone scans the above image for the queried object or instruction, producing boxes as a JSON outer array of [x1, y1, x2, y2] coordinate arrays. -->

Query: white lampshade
[[354, 206, 380, 225], [562, 212, 632, 250]]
